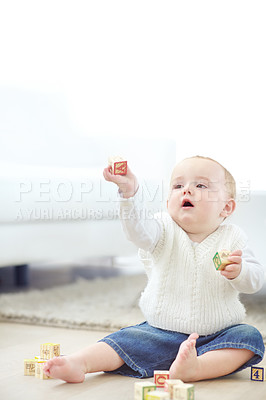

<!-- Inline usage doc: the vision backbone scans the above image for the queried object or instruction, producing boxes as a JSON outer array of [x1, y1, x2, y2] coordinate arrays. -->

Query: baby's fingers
[[220, 263, 241, 280], [230, 250, 242, 257], [103, 167, 126, 184], [224, 264, 235, 272], [228, 255, 242, 265], [220, 269, 234, 279], [103, 167, 112, 181], [227, 249, 242, 265]]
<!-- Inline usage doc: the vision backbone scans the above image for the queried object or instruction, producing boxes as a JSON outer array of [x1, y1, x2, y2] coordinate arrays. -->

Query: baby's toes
[[43, 361, 51, 371], [181, 344, 190, 358]]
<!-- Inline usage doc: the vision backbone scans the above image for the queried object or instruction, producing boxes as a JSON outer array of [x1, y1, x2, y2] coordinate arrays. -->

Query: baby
[[44, 156, 265, 383]]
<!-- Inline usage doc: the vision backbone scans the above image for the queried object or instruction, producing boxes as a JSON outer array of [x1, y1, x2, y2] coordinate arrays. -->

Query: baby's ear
[[220, 198, 236, 218]]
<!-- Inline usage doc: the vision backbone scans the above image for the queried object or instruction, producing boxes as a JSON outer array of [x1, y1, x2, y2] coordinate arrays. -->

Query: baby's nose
[[183, 184, 192, 195]]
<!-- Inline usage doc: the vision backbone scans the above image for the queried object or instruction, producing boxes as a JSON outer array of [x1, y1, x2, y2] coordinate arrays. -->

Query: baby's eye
[[173, 184, 183, 189], [196, 183, 207, 189]]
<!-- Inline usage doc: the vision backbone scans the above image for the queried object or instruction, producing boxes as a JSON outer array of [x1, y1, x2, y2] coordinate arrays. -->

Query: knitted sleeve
[[119, 188, 162, 253], [138, 211, 175, 270], [218, 223, 265, 294], [228, 245, 265, 293]]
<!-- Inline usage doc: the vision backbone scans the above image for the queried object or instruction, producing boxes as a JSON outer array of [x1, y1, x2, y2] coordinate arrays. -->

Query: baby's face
[[167, 158, 235, 241]]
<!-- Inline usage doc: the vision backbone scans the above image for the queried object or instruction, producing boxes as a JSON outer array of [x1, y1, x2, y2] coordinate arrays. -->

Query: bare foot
[[169, 333, 200, 382], [43, 356, 86, 383]]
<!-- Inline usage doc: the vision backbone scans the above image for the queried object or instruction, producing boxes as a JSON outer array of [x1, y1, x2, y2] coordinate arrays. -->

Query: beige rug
[[0, 274, 265, 342], [0, 274, 146, 331]]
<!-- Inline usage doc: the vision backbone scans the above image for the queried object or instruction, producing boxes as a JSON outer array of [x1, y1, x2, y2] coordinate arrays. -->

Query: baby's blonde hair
[[170, 155, 236, 199]]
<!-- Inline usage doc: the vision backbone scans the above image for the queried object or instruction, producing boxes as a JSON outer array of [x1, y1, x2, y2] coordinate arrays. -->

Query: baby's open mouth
[[182, 200, 194, 208]]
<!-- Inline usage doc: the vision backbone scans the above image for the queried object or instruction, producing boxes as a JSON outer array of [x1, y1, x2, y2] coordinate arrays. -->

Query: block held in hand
[[213, 250, 231, 271], [108, 156, 127, 175]]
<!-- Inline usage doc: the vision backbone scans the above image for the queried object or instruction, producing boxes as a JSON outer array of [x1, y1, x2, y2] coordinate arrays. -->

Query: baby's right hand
[[103, 165, 139, 199]]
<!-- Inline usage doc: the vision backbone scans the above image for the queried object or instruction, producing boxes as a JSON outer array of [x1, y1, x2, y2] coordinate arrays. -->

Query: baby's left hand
[[220, 250, 242, 280]]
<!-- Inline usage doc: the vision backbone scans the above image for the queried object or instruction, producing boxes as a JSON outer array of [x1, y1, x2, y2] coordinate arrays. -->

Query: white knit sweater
[[120, 194, 265, 336]]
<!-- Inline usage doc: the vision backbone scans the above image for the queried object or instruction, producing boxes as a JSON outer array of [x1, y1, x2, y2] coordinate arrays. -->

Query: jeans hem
[[197, 341, 264, 358], [99, 337, 149, 378], [197, 341, 264, 373]]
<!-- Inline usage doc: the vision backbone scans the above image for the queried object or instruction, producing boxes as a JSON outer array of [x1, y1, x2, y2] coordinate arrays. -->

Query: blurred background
[[0, 0, 265, 291], [0, 0, 265, 187]]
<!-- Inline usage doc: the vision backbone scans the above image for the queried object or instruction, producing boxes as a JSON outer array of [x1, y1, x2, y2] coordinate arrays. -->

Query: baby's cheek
[[205, 189, 220, 202]]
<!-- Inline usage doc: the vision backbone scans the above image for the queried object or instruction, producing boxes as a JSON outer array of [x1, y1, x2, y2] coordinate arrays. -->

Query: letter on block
[[40, 343, 60, 360], [154, 370, 170, 388], [146, 391, 170, 400], [164, 379, 184, 399], [108, 156, 127, 175], [251, 366, 266, 381], [213, 250, 231, 271], [24, 359, 37, 376], [134, 381, 157, 400], [173, 383, 194, 400]]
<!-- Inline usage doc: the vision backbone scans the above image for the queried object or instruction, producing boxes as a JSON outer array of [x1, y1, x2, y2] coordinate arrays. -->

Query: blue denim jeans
[[99, 322, 265, 378]]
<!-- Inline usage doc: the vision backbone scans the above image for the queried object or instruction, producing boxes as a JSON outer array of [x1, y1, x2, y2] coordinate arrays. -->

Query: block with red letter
[[154, 370, 170, 388], [108, 156, 127, 175]]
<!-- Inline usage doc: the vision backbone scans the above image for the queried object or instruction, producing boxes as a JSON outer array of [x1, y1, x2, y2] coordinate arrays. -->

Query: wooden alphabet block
[[24, 359, 37, 376], [146, 391, 170, 400], [40, 343, 60, 360], [134, 381, 157, 400], [108, 156, 127, 175], [213, 250, 231, 271], [164, 379, 184, 399], [154, 370, 170, 388], [173, 383, 194, 400], [35, 360, 51, 379], [251, 365, 266, 381]]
